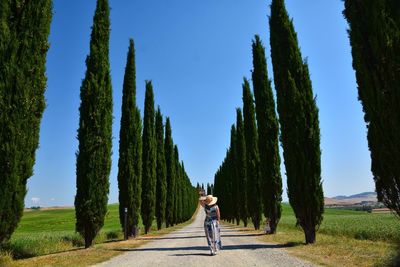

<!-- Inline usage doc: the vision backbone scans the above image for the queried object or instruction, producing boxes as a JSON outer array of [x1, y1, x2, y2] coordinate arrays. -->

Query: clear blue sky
[[26, 0, 374, 207]]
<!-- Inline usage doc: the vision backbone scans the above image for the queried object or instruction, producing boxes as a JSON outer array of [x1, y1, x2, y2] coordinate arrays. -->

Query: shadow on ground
[[114, 243, 290, 252]]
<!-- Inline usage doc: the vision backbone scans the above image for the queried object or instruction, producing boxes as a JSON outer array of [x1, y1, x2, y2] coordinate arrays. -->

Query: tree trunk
[[304, 227, 316, 244], [132, 226, 139, 238], [269, 219, 277, 234], [85, 234, 92, 248]]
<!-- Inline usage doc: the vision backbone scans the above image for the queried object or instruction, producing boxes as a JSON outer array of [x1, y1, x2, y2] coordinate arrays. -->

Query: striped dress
[[204, 204, 222, 253]]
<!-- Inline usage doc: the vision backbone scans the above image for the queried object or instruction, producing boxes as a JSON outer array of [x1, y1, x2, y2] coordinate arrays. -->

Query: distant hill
[[333, 192, 376, 200], [325, 192, 377, 206]]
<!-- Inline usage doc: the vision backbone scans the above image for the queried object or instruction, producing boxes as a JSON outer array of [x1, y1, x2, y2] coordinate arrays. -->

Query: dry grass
[[260, 228, 396, 267]]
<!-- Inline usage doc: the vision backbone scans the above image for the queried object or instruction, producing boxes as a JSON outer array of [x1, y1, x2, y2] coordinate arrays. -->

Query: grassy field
[[278, 204, 400, 243], [227, 203, 400, 267], [0, 204, 200, 266], [0, 204, 160, 260]]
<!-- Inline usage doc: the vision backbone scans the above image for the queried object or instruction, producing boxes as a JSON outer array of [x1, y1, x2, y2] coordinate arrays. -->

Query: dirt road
[[96, 208, 313, 267]]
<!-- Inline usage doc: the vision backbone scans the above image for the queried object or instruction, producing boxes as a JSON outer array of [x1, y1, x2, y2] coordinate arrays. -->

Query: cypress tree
[[344, 0, 400, 217], [164, 118, 175, 227], [141, 81, 156, 234], [252, 35, 282, 234], [117, 39, 142, 237], [75, 0, 113, 248], [0, 0, 52, 244], [270, 0, 324, 244], [207, 183, 211, 195], [236, 108, 248, 227], [226, 147, 235, 222], [213, 170, 220, 210], [230, 125, 241, 225], [181, 163, 189, 221], [173, 145, 181, 224], [155, 107, 167, 230], [179, 161, 185, 223], [242, 78, 262, 230]]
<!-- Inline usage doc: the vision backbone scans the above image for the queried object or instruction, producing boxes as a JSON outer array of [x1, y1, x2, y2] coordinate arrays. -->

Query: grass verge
[[1, 204, 199, 267], [223, 203, 399, 267]]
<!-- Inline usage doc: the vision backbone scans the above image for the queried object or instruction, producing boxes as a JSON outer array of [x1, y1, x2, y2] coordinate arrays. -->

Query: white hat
[[205, 195, 217, 205]]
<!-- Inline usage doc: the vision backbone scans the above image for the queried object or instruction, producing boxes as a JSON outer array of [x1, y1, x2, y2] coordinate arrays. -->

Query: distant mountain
[[332, 192, 376, 200], [325, 192, 377, 206]]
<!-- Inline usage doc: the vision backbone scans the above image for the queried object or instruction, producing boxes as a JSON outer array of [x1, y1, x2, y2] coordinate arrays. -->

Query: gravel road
[[95, 208, 314, 267]]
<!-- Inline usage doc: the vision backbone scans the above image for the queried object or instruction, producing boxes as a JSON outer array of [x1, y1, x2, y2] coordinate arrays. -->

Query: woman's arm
[[216, 205, 221, 223]]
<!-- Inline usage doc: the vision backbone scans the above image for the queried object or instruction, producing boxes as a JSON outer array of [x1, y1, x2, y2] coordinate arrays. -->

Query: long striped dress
[[204, 204, 222, 253]]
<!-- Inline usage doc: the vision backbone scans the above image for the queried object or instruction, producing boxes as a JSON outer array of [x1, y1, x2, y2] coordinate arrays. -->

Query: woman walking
[[200, 195, 222, 255]]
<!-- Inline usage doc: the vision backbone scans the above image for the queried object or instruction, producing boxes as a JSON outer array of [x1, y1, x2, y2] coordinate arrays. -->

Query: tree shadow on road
[[114, 243, 290, 252], [168, 231, 204, 234], [172, 253, 210, 257], [138, 235, 205, 240], [221, 233, 265, 237], [219, 228, 254, 232]]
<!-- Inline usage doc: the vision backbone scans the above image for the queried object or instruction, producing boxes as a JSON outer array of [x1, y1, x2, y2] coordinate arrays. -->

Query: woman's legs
[[213, 221, 221, 252], [204, 221, 214, 254]]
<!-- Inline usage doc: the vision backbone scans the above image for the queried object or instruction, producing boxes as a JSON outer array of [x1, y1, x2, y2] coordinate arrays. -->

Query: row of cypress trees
[[214, 0, 324, 244], [2, 0, 399, 251], [75, 0, 198, 247], [115, 15, 198, 237]]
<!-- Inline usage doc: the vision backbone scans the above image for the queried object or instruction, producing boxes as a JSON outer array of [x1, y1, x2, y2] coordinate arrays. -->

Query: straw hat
[[205, 195, 217, 206]]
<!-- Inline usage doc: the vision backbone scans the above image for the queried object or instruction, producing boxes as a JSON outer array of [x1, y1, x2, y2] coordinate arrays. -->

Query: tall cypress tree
[[242, 78, 262, 230], [236, 108, 248, 227], [344, 0, 400, 217], [141, 81, 156, 234], [118, 39, 142, 236], [181, 163, 188, 221], [252, 35, 282, 234], [75, 0, 113, 248], [0, 0, 52, 244], [230, 124, 240, 225], [173, 145, 181, 224], [164, 118, 175, 227], [270, 0, 324, 244], [155, 107, 167, 230], [117, 39, 142, 237], [226, 147, 235, 223], [179, 161, 185, 223]]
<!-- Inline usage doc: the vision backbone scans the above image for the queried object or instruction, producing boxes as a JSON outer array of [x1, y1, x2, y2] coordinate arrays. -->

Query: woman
[[200, 195, 222, 255]]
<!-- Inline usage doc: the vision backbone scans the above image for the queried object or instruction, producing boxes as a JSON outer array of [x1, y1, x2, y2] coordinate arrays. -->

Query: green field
[[3, 204, 157, 259], [227, 203, 399, 266], [277, 203, 400, 243]]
